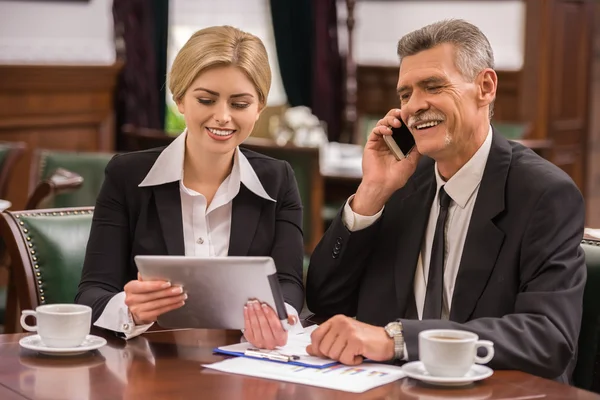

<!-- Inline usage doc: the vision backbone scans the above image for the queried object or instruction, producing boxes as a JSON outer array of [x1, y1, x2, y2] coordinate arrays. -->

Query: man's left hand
[[306, 315, 394, 365]]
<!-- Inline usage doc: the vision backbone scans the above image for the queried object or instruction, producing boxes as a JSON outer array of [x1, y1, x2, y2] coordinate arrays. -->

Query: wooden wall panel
[[585, 1, 600, 227], [521, 0, 594, 193], [0, 64, 121, 209]]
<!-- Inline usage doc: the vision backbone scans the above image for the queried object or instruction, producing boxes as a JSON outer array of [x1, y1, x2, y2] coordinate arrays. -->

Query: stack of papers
[[207, 325, 406, 393], [203, 358, 406, 393]]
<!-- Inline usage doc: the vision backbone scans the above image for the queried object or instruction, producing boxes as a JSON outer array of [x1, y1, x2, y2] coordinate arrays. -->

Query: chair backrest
[[121, 124, 175, 151], [0, 141, 26, 199], [25, 168, 84, 210], [573, 237, 600, 393], [0, 208, 94, 325], [241, 138, 323, 254], [30, 150, 114, 207]]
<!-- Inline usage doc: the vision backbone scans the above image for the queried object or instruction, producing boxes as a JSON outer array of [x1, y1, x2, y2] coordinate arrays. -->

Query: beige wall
[[338, 0, 525, 70]]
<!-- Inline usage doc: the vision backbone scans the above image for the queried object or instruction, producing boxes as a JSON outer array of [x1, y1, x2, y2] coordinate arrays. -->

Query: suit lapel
[[153, 182, 185, 256], [228, 184, 264, 256], [450, 131, 511, 322], [394, 165, 437, 317]]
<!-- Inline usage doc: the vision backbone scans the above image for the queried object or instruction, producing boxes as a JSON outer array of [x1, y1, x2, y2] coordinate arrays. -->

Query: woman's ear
[[256, 103, 266, 121], [176, 97, 185, 115], [477, 68, 497, 109]]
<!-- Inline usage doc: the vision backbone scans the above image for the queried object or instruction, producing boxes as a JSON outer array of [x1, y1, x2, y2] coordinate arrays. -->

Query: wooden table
[[0, 329, 598, 400]]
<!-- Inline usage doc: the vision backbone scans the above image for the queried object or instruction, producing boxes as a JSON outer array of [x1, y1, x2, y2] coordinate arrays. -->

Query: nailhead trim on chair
[[583, 239, 600, 246], [14, 209, 94, 305]]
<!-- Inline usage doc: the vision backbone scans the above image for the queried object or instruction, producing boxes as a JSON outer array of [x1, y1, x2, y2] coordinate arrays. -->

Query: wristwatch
[[384, 321, 405, 360]]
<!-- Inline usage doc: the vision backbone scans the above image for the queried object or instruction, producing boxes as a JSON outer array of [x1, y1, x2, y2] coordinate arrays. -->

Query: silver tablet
[[134, 255, 288, 330]]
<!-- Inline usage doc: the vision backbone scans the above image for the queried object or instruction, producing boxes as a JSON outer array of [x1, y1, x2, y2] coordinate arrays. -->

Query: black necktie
[[422, 185, 452, 319]]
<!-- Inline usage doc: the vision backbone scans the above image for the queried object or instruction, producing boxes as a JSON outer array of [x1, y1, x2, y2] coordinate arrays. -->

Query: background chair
[[241, 137, 324, 254], [573, 237, 600, 393], [0, 207, 94, 333], [121, 124, 175, 151], [25, 168, 84, 210], [30, 150, 114, 207], [0, 141, 26, 200]]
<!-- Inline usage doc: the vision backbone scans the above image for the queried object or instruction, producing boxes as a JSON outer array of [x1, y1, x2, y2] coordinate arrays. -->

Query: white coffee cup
[[419, 329, 494, 377], [20, 304, 92, 348]]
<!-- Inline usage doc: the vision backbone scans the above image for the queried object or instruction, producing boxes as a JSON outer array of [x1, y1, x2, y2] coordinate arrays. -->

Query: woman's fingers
[[262, 304, 288, 347], [125, 279, 171, 294], [132, 300, 186, 324]]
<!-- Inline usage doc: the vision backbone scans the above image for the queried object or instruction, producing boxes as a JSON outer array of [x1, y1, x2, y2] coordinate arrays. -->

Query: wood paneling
[[0, 63, 122, 208], [586, 1, 600, 226], [521, 0, 594, 193]]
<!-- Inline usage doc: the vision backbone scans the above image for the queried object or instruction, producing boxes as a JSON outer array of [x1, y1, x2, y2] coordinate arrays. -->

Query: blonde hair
[[169, 26, 271, 106]]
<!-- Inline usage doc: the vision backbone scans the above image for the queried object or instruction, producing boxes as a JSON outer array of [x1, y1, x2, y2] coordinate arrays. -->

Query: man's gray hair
[[397, 19, 494, 81]]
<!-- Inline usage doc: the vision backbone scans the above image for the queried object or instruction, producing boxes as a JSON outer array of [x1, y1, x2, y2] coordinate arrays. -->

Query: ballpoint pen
[[244, 348, 300, 362]]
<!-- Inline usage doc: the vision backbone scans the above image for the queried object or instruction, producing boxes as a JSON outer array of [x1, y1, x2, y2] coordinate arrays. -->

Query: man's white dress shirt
[[342, 127, 492, 356]]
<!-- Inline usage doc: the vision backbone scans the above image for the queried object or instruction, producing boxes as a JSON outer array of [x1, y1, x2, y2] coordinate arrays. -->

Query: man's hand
[[352, 109, 421, 216], [306, 315, 395, 365]]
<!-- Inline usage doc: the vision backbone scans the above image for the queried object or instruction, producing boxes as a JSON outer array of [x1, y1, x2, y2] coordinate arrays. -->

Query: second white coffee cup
[[20, 304, 92, 348], [419, 329, 494, 377]]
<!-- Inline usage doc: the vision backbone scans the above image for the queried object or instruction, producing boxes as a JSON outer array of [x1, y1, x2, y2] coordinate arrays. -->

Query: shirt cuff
[[284, 302, 304, 334], [93, 291, 154, 339], [342, 194, 385, 231]]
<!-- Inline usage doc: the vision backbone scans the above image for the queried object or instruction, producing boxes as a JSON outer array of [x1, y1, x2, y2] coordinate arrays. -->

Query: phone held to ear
[[382, 121, 416, 161]]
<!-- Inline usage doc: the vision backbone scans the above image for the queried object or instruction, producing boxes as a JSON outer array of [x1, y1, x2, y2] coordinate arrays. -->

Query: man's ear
[[477, 68, 497, 108]]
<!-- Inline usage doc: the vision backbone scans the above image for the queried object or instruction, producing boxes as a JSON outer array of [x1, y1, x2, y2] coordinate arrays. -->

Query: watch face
[[385, 323, 402, 336]]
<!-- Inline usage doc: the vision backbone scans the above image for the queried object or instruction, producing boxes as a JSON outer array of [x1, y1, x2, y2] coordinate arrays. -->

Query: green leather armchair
[[573, 238, 600, 393], [0, 207, 94, 333], [30, 150, 114, 208]]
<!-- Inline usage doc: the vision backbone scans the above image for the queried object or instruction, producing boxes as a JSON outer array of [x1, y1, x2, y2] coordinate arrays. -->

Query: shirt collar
[[434, 126, 493, 209], [138, 129, 275, 202]]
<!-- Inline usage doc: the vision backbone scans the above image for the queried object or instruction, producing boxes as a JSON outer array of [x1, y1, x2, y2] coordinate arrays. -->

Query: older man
[[305, 19, 585, 383]]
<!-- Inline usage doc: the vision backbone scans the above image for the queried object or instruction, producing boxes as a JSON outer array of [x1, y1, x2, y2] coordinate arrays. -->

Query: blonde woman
[[76, 26, 304, 349]]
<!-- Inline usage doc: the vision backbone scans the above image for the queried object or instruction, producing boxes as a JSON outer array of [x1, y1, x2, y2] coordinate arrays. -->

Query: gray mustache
[[408, 112, 445, 128]]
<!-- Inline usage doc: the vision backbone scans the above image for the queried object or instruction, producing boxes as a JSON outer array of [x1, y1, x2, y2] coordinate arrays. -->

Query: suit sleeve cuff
[[342, 195, 384, 231], [93, 291, 154, 339]]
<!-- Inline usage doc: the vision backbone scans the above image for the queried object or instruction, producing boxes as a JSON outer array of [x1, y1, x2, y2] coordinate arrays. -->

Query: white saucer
[[19, 335, 107, 356], [402, 361, 493, 387]]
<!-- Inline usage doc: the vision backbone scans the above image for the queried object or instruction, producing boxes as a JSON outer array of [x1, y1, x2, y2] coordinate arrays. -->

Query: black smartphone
[[382, 121, 416, 160]]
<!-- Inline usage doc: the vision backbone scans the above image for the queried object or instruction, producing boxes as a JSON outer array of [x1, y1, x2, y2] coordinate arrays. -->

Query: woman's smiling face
[[177, 65, 263, 156]]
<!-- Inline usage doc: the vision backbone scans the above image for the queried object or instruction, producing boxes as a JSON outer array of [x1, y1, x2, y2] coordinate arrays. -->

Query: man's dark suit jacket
[[76, 147, 305, 323], [306, 131, 586, 383]]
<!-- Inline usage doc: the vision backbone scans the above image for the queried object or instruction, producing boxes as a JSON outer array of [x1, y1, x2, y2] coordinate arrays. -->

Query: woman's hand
[[242, 300, 298, 349], [124, 273, 187, 325]]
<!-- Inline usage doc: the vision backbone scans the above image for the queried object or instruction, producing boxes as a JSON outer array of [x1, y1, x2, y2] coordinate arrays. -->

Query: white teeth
[[416, 121, 441, 130], [207, 128, 235, 136]]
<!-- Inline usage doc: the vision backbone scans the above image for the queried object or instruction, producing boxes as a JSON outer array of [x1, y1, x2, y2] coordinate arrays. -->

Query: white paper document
[[203, 357, 406, 393], [214, 324, 335, 367]]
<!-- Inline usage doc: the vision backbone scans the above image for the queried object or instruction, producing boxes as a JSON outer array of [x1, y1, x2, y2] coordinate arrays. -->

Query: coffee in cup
[[418, 329, 494, 377], [20, 304, 92, 348]]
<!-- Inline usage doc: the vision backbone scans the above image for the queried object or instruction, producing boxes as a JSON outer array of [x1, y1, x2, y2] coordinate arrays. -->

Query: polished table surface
[[0, 329, 599, 400]]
